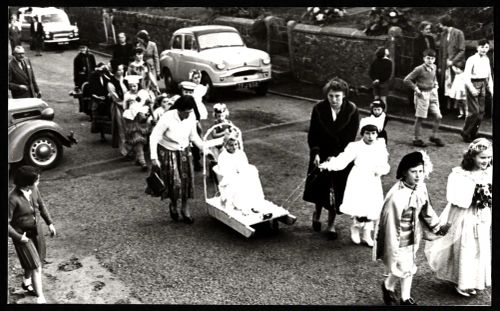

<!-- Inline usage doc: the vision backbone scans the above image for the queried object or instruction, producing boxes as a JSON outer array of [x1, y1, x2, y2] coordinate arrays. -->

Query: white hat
[[179, 81, 197, 90], [124, 75, 142, 85], [359, 116, 380, 134]]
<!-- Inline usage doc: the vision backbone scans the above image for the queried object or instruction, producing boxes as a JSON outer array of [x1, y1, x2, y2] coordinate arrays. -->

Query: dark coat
[[413, 33, 436, 68], [8, 58, 40, 98], [438, 27, 465, 86], [8, 186, 53, 260], [73, 52, 97, 88], [8, 23, 22, 48], [112, 43, 135, 68], [303, 99, 360, 209], [30, 20, 44, 39]]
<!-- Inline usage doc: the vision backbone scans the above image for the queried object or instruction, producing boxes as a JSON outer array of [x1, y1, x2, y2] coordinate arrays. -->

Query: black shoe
[[21, 282, 37, 296], [400, 297, 417, 305], [169, 203, 179, 221], [312, 212, 321, 232], [429, 136, 445, 147], [412, 139, 427, 147], [381, 282, 398, 305], [460, 132, 474, 143], [181, 211, 194, 224], [326, 227, 338, 240]]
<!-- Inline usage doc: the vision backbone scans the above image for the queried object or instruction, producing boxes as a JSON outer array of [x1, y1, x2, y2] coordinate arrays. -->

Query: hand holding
[[313, 154, 321, 167], [470, 88, 480, 97], [48, 224, 56, 237], [372, 79, 380, 85], [20, 85, 28, 90], [20, 232, 29, 243], [415, 88, 423, 98], [446, 59, 453, 67], [152, 159, 161, 168]]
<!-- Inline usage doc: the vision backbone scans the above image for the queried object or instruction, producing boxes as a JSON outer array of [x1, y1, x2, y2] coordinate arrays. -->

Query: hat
[[179, 81, 197, 91], [396, 151, 433, 180], [370, 100, 386, 110], [124, 75, 142, 85], [213, 103, 227, 113], [223, 130, 240, 146], [468, 138, 492, 153], [95, 62, 108, 71], [359, 117, 379, 134]]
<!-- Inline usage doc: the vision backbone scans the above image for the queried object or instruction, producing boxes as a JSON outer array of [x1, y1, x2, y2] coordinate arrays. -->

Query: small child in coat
[[319, 118, 390, 246], [367, 100, 388, 143], [374, 151, 450, 305]]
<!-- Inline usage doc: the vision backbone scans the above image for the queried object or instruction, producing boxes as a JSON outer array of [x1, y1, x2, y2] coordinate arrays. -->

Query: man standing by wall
[[9, 45, 41, 99], [112, 32, 134, 69], [30, 16, 44, 56], [437, 15, 465, 115]]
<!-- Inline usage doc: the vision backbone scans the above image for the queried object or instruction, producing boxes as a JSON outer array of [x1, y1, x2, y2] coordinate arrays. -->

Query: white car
[[18, 7, 79, 46], [160, 25, 272, 98]]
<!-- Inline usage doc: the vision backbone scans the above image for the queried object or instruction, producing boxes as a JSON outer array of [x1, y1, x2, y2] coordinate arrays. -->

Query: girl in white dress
[[319, 118, 390, 246], [425, 138, 492, 297], [217, 132, 265, 214]]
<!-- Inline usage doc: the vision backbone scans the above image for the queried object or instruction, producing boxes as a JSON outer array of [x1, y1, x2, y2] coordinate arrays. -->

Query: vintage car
[[17, 7, 79, 46], [8, 98, 77, 170], [160, 25, 272, 98]]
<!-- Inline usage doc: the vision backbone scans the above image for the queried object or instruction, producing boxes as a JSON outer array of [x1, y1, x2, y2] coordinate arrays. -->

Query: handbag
[[145, 165, 165, 197]]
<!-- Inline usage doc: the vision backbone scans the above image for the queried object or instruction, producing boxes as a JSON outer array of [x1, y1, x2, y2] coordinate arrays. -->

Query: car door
[[169, 34, 183, 81], [178, 34, 198, 80]]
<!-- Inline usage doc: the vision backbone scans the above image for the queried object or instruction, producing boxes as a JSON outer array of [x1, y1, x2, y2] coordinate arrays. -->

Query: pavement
[[90, 47, 492, 139]]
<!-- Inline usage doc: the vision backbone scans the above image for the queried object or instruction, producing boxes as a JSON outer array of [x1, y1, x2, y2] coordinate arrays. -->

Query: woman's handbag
[[145, 165, 165, 197]]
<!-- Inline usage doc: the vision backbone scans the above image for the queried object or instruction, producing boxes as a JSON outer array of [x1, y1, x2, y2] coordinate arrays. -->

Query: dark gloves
[[436, 223, 451, 236]]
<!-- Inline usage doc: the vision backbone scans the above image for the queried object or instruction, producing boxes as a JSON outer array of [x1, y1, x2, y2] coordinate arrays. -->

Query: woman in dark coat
[[303, 77, 360, 239], [9, 166, 56, 304], [413, 21, 436, 68]]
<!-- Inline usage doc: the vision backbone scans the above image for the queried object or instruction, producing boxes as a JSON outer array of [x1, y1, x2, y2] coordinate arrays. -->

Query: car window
[[41, 13, 69, 24], [172, 35, 182, 49], [184, 35, 194, 50], [197, 32, 244, 50]]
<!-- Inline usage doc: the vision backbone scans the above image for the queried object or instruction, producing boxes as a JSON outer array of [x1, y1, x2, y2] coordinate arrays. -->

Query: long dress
[[216, 149, 265, 211], [123, 89, 153, 146], [425, 166, 492, 290], [322, 139, 390, 220]]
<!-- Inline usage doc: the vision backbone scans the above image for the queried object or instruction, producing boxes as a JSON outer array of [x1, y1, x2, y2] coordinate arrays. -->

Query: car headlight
[[41, 108, 55, 120], [262, 57, 271, 65], [215, 62, 226, 70]]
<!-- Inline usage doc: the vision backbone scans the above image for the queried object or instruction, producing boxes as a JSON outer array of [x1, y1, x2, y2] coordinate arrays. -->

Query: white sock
[[400, 276, 413, 300], [23, 277, 32, 285]]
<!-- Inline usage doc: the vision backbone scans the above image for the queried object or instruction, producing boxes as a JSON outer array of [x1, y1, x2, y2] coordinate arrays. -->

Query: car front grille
[[13, 111, 41, 119], [232, 70, 258, 77]]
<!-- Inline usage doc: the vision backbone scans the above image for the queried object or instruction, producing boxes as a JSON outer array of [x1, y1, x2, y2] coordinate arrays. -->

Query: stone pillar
[[263, 16, 275, 54], [287, 20, 297, 73]]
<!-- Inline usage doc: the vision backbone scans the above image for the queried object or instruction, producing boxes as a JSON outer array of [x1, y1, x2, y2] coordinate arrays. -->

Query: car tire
[[201, 73, 216, 102], [24, 132, 63, 170], [254, 81, 269, 96], [162, 67, 175, 93]]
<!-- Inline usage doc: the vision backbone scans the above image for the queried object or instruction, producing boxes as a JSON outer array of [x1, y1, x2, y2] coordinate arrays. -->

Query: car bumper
[[44, 37, 79, 44], [212, 68, 272, 87]]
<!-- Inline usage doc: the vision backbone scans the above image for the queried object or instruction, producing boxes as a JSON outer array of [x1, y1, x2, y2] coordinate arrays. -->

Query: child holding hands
[[319, 118, 390, 246]]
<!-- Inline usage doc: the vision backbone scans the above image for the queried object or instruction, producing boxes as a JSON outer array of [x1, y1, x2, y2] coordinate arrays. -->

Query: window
[[184, 35, 194, 50], [40, 13, 69, 24], [197, 32, 244, 50], [172, 35, 182, 49]]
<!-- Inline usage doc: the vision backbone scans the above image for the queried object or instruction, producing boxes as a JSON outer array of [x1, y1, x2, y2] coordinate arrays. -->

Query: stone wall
[[64, 7, 200, 52], [289, 24, 389, 87]]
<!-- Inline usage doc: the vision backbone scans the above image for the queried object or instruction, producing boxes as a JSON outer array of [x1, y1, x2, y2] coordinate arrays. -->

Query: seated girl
[[209, 103, 236, 161], [216, 132, 265, 214]]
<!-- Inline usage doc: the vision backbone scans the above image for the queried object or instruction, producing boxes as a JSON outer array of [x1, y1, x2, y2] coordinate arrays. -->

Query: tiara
[[468, 138, 492, 152]]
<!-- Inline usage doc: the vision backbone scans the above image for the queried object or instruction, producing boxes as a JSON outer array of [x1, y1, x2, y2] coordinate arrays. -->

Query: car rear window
[[41, 13, 69, 23]]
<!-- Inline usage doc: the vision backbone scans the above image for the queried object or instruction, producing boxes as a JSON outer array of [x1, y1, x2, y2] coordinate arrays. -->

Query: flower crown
[[468, 138, 492, 153]]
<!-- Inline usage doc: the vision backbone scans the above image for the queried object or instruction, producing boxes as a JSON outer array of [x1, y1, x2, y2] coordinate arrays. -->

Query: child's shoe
[[350, 223, 361, 244], [412, 139, 427, 147], [455, 286, 471, 297], [429, 136, 445, 147], [381, 282, 398, 305], [361, 228, 374, 247]]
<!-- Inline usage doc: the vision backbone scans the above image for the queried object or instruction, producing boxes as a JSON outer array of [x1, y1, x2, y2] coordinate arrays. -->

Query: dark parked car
[[8, 98, 77, 169]]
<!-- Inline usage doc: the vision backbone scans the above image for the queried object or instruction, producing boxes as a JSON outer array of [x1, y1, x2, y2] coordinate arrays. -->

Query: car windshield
[[197, 32, 244, 50], [41, 13, 68, 23]]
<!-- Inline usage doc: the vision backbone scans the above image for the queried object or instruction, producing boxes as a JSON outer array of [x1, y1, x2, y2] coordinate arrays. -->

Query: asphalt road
[[8, 43, 491, 305]]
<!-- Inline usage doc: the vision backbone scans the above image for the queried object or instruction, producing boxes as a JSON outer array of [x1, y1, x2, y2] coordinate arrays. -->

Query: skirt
[[124, 115, 151, 146], [91, 99, 112, 134], [158, 145, 195, 202], [13, 238, 42, 270]]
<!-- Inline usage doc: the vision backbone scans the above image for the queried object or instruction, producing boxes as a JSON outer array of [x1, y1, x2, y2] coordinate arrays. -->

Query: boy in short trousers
[[404, 49, 445, 147]]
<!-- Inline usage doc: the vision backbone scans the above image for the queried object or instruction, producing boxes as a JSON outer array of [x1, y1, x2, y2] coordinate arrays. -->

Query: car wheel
[[24, 132, 63, 170], [201, 73, 216, 102], [162, 67, 175, 92], [254, 81, 269, 96]]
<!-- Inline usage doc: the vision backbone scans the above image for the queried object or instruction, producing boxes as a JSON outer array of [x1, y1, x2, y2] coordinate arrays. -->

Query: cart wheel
[[269, 219, 280, 234]]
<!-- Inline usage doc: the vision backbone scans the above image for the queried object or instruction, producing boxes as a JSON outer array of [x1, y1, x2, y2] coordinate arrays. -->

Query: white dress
[[425, 166, 492, 290], [322, 139, 390, 219], [192, 84, 208, 120], [217, 149, 265, 211]]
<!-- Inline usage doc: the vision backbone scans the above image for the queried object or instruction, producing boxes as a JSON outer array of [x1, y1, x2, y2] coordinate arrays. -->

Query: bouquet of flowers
[[302, 7, 346, 26], [472, 183, 492, 210]]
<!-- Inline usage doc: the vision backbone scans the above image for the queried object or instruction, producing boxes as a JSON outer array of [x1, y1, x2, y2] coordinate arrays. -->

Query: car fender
[[8, 120, 76, 163], [159, 52, 175, 75]]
